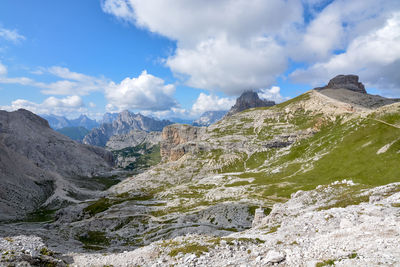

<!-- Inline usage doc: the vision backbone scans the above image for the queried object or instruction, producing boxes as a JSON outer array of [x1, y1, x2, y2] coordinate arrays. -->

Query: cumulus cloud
[[258, 86, 290, 103], [102, 0, 400, 95], [167, 36, 286, 95], [105, 70, 177, 112], [0, 95, 86, 116], [102, 0, 302, 94], [0, 27, 25, 43], [289, 0, 400, 63], [191, 93, 235, 116], [291, 12, 400, 94]]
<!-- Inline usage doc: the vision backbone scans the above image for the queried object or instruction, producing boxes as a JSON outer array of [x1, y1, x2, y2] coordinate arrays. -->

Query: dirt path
[[370, 118, 400, 129]]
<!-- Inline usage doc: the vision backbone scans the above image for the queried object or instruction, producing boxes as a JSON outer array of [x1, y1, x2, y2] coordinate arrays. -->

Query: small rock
[[265, 250, 285, 263]]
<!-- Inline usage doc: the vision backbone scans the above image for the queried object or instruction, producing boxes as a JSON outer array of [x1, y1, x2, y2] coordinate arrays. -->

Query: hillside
[[0, 109, 114, 221], [1, 76, 400, 266]]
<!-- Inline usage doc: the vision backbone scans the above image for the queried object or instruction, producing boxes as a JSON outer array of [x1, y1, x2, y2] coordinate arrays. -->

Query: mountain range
[[42, 114, 99, 130], [83, 110, 173, 147], [1, 75, 400, 266]]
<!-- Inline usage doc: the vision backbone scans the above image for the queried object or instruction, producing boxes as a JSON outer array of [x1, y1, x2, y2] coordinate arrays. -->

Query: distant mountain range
[[83, 110, 173, 147], [41, 114, 99, 130], [192, 110, 227, 126], [56, 126, 90, 142]]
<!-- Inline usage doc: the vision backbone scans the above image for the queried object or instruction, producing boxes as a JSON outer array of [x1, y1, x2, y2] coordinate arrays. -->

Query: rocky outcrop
[[106, 130, 163, 169], [316, 75, 400, 109], [0, 109, 114, 221], [193, 111, 227, 126], [226, 91, 275, 116], [160, 124, 206, 161], [317, 74, 367, 94], [106, 129, 161, 151], [83, 111, 173, 147]]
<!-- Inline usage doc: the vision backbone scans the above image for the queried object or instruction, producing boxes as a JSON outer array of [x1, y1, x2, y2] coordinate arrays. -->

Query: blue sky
[[0, 0, 399, 120]]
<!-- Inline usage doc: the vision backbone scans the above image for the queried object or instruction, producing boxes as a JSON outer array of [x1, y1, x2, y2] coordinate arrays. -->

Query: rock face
[[69, 115, 99, 130], [83, 110, 173, 147], [101, 112, 119, 124], [0, 109, 114, 221], [106, 129, 161, 151], [226, 91, 275, 116], [193, 110, 227, 126], [318, 74, 367, 94], [316, 74, 400, 109], [160, 124, 206, 161]]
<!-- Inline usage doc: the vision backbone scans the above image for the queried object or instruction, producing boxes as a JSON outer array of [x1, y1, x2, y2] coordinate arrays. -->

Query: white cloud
[[258, 86, 290, 103], [191, 93, 235, 116], [291, 12, 400, 94], [0, 95, 86, 116], [0, 65, 108, 95], [289, 0, 400, 63], [0, 61, 7, 76], [105, 70, 177, 111], [102, 0, 302, 94], [103, 0, 400, 95], [0, 27, 25, 43], [167, 36, 286, 95]]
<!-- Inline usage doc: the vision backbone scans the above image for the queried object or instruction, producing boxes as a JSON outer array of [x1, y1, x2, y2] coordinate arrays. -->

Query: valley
[[1, 75, 400, 266]]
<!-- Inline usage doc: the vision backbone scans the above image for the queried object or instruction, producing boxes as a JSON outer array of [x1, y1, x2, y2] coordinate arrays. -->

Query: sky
[[0, 0, 399, 120]]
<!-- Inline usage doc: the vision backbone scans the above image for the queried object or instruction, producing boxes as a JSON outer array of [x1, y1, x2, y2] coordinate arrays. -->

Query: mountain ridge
[[83, 110, 173, 147]]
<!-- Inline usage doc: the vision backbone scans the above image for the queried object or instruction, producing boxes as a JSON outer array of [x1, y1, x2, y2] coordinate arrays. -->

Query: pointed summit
[[226, 90, 275, 116]]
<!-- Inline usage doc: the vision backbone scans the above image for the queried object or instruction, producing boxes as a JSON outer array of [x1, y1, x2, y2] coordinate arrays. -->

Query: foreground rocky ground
[[1, 180, 399, 266]]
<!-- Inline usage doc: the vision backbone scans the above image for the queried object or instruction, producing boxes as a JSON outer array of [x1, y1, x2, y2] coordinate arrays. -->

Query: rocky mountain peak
[[83, 111, 173, 147], [318, 74, 366, 94], [16, 109, 50, 128], [226, 90, 275, 116]]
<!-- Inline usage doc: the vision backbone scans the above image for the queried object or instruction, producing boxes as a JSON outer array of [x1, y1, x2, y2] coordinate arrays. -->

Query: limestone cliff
[[160, 124, 206, 161]]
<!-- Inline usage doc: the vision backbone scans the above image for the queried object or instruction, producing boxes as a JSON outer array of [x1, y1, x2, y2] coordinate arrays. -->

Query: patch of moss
[[24, 207, 56, 223], [316, 259, 335, 266], [225, 180, 251, 187], [120, 144, 162, 172], [264, 224, 280, 234], [77, 231, 110, 250], [168, 243, 209, 257], [84, 198, 113, 216], [40, 247, 53, 256]]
